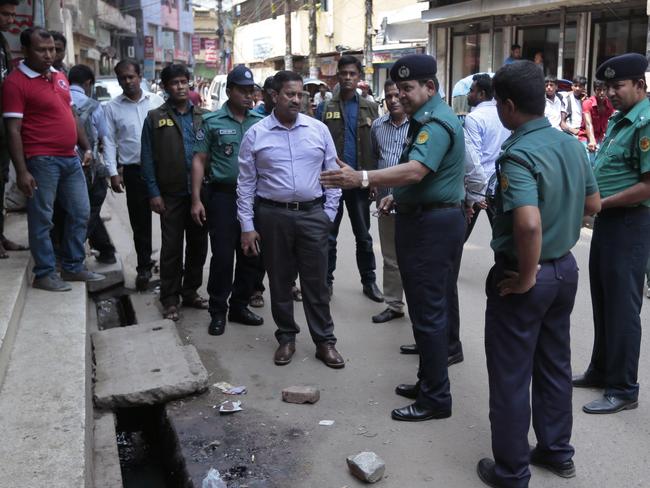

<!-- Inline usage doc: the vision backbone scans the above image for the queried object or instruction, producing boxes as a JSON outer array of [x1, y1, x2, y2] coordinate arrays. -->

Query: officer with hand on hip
[[476, 60, 600, 488]]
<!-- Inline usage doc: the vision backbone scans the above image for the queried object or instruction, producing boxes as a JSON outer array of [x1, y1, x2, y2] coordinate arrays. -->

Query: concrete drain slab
[[92, 320, 208, 408]]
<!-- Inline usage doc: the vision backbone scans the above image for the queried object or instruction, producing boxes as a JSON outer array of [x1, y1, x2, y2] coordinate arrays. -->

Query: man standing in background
[[0, 0, 27, 259], [104, 60, 164, 290], [369, 79, 408, 324]]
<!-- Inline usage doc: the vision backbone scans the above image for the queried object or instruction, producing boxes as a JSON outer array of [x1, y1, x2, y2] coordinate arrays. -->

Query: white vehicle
[[93, 77, 152, 104], [207, 74, 228, 111]]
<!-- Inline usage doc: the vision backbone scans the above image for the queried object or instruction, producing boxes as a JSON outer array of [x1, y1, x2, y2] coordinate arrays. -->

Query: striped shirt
[[370, 113, 409, 202]]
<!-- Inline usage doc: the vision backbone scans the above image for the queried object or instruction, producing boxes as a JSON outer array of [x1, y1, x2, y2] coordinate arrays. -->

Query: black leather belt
[[257, 196, 324, 211], [598, 206, 650, 218], [495, 252, 570, 270], [208, 182, 237, 194], [396, 201, 461, 215]]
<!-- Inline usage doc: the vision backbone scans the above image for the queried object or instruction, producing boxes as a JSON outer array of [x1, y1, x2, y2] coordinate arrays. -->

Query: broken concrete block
[[92, 320, 208, 408], [282, 385, 320, 404], [87, 253, 124, 293], [346, 451, 385, 483]]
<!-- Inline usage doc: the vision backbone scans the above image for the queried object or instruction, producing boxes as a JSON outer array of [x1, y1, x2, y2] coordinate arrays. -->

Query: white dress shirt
[[102, 91, 164, 176], [545, 94, 565, 130], [463, 100, 511, 183]]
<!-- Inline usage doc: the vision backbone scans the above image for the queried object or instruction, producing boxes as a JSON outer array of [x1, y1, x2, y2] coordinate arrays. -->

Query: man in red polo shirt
[[3, 27, 103, 291], [579, 79, 615, 166]]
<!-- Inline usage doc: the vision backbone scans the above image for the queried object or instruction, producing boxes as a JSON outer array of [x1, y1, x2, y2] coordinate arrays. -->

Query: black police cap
[[227, 64, 255, 86], [390, 54, 437, 82], [595, 53, 648, 82]]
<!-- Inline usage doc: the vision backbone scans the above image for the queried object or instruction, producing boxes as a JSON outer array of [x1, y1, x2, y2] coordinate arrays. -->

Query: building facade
[[192, 6, 233, 80], [422, 0, 650, 100], [122, 0, 194, 80]]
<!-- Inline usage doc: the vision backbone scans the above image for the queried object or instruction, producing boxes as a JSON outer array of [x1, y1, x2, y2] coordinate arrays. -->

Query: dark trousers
[[122, 164, 153, 272], [159, 193, 208, 307], [586, 206, 650, 400], [205, 187, 261, 316], [447, 244, 463, 357], [485, 253, 577, 488], [396, 207, 465, 410], [327, 188, 376, 286], [256, 203, 335, 345], [87, 176, 115, 256], [0, 145, 8, 237], [465, 204, 495, 242]]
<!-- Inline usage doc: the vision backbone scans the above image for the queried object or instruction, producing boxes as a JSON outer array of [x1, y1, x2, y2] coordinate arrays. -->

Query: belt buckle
[[288, 202, 300, 211]]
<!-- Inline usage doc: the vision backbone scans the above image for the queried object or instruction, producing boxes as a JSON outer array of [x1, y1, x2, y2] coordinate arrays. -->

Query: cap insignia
[[398, 65, 410, 79], [604, 67, 616, 79]]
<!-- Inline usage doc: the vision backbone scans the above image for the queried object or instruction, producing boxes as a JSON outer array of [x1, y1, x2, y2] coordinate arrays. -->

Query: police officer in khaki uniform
[[476, 60, 600, 488], [321, 54, 466, 422], [191, 65, 264, 336], [141, 64, 209, 322], [574, 53, 650, 414]]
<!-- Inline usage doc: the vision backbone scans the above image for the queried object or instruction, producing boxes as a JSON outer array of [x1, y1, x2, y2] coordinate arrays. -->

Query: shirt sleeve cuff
[[324, 208, 337, 222], [241, 220, 256, 233]]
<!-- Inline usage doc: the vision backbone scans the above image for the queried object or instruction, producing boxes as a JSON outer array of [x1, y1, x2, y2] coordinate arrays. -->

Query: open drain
[[115, 405, 183, 488], [94, 287, 137, 330]]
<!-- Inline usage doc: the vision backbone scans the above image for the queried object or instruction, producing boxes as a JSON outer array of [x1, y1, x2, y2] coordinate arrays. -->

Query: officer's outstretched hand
[[241, 231, 261, 257], [320, 158, 361, 189], [497, 268, 539, 296], [191, 200, 206, 227]]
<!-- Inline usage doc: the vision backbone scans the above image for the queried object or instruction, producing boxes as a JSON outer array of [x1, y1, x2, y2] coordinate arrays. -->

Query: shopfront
[[423, 0, 649, 102]]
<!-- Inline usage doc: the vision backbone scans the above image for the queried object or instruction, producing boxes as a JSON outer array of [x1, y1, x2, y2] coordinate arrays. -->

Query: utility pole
[[308, 0, 318, 79], [363, 0, 373, 82], [284, 0, 293, 71], [216, 0, 224, 74]]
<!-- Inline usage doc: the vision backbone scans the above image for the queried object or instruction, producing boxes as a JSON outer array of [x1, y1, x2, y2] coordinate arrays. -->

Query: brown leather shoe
[[274, 342, 295, 366], [315, 343, 345, 369]]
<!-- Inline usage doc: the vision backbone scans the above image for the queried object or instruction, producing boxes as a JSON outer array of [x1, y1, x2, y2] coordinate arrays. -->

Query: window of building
[[592, 13, 647, 69], [451, 23, 494, 90]]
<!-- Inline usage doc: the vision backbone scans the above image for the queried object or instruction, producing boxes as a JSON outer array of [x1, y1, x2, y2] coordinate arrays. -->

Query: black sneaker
[[96, 252, 117, 265]]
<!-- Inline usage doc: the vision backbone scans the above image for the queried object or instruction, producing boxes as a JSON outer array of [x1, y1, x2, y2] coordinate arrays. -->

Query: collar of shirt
[[476, 99, 497, 110], [168, 100, 193, 116], [506, 117, 550, 146], [117, 91, 154, 104], [18, 60, 57, 78], [268, 110, 309, 130], [381, 112, 408, 128], [70, 85, 86, 95], [615, 96, 650, 125], [412, 93, 443, 124]]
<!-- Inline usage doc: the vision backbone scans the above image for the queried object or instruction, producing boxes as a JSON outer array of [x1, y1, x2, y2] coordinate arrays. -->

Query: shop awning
[[422, 0, 622, 24]]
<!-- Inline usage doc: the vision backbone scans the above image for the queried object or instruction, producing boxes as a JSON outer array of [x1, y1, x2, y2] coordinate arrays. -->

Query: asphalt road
[[105, 192, 650, 488]]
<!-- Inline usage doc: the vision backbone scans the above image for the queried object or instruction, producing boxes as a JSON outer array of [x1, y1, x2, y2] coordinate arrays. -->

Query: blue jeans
[[26, 156, 90, 278]]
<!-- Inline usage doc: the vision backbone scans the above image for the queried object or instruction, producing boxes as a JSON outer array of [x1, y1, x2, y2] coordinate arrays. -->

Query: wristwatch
[[361, 170, 369, 188]]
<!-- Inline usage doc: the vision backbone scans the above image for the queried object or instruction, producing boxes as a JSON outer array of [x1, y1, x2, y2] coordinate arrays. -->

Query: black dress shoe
[[391, 402, 451, 421], [372, 308, 404, 323], [572, 372, 605, 388], [362, 283, 384, 302], [582, 395, 638, 414], [135, 268, 152, 291], [395, 383, 419, 400], [476, 458, 506, 488], [228, 307, 264, 326], [400, 343, 418, 355], [529, 447, 576, 478], [208, 315, 226, 336], [95, 252, 117, 265], [447, 350, 464, 366]]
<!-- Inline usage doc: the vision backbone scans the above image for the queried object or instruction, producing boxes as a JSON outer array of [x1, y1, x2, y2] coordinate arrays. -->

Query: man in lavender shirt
[[237, 70, 344, 369]]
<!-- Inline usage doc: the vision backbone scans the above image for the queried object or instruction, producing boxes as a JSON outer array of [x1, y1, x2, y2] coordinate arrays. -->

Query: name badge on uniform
[[325, 112, 341, 120], [223, 143, 234, 156], [219, 129, 237, 135]]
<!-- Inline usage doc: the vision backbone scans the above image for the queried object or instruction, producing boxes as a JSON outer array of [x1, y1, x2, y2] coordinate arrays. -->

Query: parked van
[[207, 74, 228, 111]]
